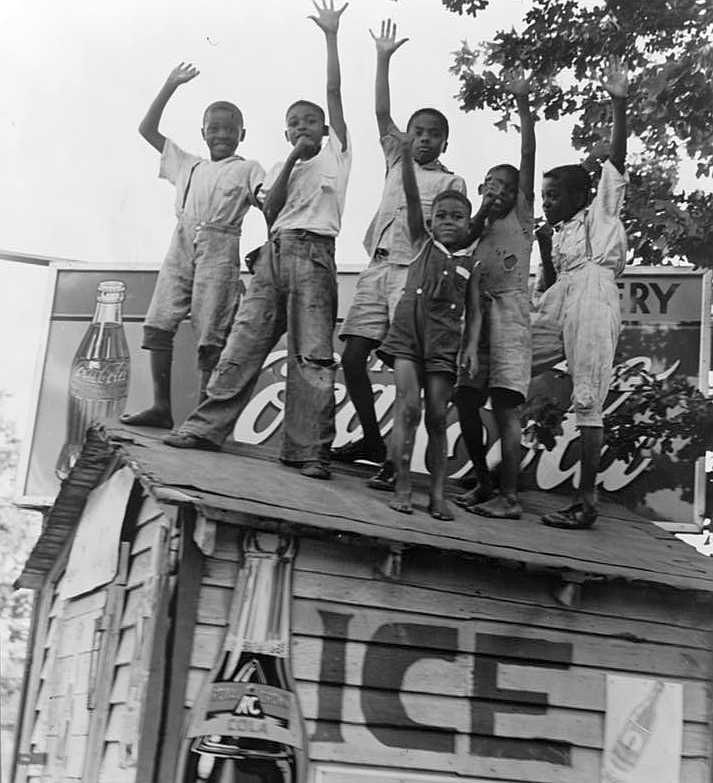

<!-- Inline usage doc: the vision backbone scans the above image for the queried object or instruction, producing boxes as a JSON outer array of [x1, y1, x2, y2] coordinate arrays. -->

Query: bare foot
[[389, 492, 413, 515], [469, 494, 522, 520], [428, 498, 454, 521], [120, 406, 174, 429]]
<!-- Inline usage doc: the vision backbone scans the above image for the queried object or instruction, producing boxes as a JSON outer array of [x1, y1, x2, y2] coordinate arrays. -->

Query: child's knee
[[198, 344, 223, 373], [425, 403, 448, 435]]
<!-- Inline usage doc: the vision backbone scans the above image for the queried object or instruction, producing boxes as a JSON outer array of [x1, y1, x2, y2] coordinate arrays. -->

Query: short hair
[[203, 101, 244, 128], [407, 108, 450, 139], [432, 189, 472, 214], [543, 164, 593, 204], [488, 163, 519, 185], [285, 100, 326, 124]]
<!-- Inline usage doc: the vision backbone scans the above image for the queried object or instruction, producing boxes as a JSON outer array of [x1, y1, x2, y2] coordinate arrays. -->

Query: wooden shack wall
[[186, 526, 713, 783], [16, 492, 173, 783]]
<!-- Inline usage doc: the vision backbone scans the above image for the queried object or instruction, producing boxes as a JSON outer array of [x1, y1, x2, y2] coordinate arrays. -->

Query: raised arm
[[309, 0, 348, 150], [369, 19, 408, 138], [262, 138, 317, 227], [401, 136, 425, 244], [139, 63, 199, 153], [601, 56, 628, 174], [503, 67, 535, 201]]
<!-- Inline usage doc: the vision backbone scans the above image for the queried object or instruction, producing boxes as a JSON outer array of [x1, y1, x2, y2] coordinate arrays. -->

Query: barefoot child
[[453, 68, 536, 520], [122, 63, 264, 429], [377, 137, 481, 521], [533, 56, 629, 530], [334, 19, 466, 484], [165, 1, 351, 480]]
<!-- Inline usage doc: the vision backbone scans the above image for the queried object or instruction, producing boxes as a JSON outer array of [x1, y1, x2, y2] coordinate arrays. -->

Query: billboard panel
[[18, 264, 709, 526]]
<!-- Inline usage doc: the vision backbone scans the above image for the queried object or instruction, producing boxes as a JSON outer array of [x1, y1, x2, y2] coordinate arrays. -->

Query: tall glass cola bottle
[[187, 533, 307, 783], [55, 280, 130, 479]]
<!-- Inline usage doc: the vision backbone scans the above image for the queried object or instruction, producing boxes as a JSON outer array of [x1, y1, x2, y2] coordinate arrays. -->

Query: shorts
[[457, 290, 531, 401], [339, 254, 408, 343]]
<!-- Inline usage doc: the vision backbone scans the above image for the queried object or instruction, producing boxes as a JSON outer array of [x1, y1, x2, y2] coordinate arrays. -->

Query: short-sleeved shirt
[[552, 160, 628, 276], [260, 128, 352, 237], [159, 138, 265, 229], [363, 121, 467, 266], [475, 190, 534, 296]]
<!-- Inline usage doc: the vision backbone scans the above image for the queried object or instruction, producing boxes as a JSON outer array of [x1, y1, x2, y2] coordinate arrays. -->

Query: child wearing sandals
[[376, 137, 481, 521], [532, 56, 629, 530]]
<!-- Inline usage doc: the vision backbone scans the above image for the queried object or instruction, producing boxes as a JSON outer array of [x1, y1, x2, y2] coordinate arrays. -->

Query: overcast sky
[[0, 0, 582, 431]]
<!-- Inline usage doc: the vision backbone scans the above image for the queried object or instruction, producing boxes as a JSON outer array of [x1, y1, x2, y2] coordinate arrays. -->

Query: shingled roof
[[18, 423, 713, 595]]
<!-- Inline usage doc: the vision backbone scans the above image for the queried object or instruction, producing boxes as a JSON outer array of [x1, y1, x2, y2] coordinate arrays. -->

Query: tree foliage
[[445, 0, 713, 266], [0, 405, 41, 739]]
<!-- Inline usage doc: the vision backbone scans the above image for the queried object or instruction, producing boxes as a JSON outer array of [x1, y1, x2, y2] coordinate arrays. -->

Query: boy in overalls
[[121, 63, 264, 429], [533, 56, 629, 529], [454, 69, 536, 520], [165, 1, 351, 481]]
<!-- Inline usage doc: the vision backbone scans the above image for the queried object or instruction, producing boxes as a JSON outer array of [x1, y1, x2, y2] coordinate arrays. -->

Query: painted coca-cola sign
[[18, 263, 709, 526]]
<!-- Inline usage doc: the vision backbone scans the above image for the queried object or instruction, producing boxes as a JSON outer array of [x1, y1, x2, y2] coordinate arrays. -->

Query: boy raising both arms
[[377, 137, 480, 521], [165, 1, 351, 481], [122, 63, 264, 429], [454, 68, 536, 520], [533, 57, 629, 529], [334, 19, 467, 484]]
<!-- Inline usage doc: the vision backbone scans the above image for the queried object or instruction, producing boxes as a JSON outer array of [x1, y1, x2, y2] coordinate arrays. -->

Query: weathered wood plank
[[290, 588, 713, 679], [305, 721, 600, 783], [290, 636, 710, 723], [294, 538, 713, 633], [293, 682, 709, 756], [156, 513, 203, 783]]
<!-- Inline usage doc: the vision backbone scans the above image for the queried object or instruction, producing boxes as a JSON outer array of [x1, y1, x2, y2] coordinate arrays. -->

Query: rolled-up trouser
[[178, 230, 338, 464], [531, 263, 621, 427], [143, 219, 242, 371]]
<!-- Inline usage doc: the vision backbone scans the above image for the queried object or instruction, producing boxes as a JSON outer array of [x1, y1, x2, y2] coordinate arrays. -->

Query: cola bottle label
[[70, 360, 129, 399]]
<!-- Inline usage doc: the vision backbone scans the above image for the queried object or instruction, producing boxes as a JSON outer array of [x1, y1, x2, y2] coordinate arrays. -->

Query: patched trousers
[[178, 230, 338, 464], [531, 263, 621, 427]]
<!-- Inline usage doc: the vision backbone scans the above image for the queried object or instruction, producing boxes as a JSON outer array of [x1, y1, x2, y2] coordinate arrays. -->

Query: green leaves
[[445, 0, 713, 266]]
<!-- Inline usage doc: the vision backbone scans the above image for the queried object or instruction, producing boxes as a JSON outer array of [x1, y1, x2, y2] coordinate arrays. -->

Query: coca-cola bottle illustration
[[186, 533, 307, 783], [604, 680, 665, 781], [55, 280, 130, 479]]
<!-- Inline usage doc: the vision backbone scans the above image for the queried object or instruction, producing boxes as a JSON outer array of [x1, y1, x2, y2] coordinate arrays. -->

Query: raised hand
[[165, 62, 199, 89], [502, 66, 532, 97], [369, 18, 408, 58], [601, 55, 628, 98], [309, 0, 348, 35]]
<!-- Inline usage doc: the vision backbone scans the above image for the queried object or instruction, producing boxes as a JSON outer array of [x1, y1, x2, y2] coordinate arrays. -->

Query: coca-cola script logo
[[232, 352, 682, 494], [70, 360, 129, 400]]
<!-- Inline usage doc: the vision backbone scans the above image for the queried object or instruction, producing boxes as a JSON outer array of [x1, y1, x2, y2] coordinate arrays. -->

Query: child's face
[[285, 104, 325, 156], [202, 108, 243, 161], [481, 167, 518, 219], [542, 177, 583, 225], [431, 197, 471, 249], [407, 114, 447, 165]]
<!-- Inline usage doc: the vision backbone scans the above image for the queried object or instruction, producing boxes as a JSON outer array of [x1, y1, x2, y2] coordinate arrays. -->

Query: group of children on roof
[[120, 0, 630, 532]]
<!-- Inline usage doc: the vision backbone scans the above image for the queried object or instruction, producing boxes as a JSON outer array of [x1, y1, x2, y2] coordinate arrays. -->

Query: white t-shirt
[[159, 138, 265, 230], [260, 128, 351, 237]]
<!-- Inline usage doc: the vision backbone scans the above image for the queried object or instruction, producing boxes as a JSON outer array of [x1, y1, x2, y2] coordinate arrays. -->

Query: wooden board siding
[[26, 585, 105, 783], [184, 532, 713, 783], [20, 492, 174, 783], [100, 495, 175, 783]]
